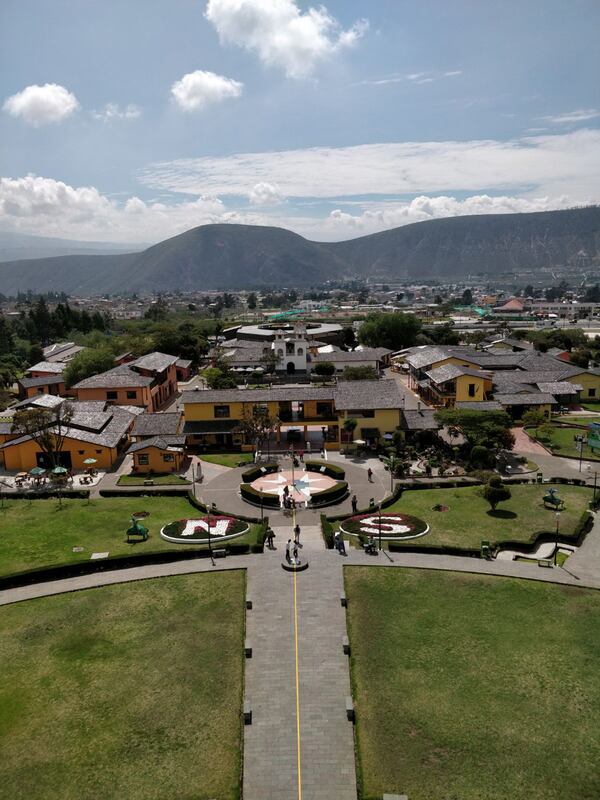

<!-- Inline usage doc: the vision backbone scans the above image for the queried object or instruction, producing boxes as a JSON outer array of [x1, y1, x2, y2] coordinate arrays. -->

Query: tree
[[247, 292, 257, 310], [204, 367, 237, 389], [64, 349, 115, 388], [28, 343, 44, 366], [461, 288, 473, 305], [233, 405, 280, 450], [341, 326, 357, 350], [522, 408, 547, 436], [341, 366, 379, 381], [382, 454, 406, 479], [469, 445, 494, 469], [11, 401, 74, 468], [483, 476, 511, 512], [570, 348, 591, 369], [435, 408, 515, 452], [584, 284, 600, 303], [314, 361, 335, 378], [342, 417, 358, 443], [357, 312, 422, 351], [260, 351, 278, 375]]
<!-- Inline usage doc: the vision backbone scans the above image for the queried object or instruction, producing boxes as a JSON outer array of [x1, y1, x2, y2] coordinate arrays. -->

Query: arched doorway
[[287, 362, 296, 374]]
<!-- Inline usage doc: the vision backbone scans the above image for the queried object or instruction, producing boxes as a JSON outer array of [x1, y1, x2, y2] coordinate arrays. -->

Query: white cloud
[[248, 182, 285, 205], [139, 128, 600, 202], [322, 194, 578, 238], [204, 0, 368, 78], [91, 102, 141, 121], [3, 83, 79, 126], [357, 69, 462, 87], [0, 174, 229, 242], [541, 108, 600, 124], [171, 70, 243, 111]]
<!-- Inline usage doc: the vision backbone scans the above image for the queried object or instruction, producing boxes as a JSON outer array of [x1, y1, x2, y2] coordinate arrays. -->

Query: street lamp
[[554, 511, 561, 566], [587, 464, 598, 506], [378, 502, 382, 552]]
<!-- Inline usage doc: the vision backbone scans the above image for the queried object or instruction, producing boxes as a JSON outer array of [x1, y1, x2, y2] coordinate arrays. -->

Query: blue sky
[[0, 0, 598, 243]]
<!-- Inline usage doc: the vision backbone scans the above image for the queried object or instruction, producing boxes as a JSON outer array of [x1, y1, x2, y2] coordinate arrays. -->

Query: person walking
[[266, 527, 276, 549], [294, 523, 301, 546], [351, 494, 358, 514], [299, 448, 304, 462], [367, 467, 373, 482], [286, 539, 293, 563]]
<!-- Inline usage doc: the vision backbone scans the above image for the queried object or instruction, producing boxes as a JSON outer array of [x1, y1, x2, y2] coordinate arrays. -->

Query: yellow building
[[422, 364, 493, 407], [0, 398, 136, 471], [182, 379, 404, 451], [127, 436, 186, 474], [562, 369, 600, 401]]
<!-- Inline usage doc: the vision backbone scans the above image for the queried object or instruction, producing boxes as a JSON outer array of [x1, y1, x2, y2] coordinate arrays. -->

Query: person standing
[[266, 527, 275, 549], [286, 539, 293, 563], [367, 467, 373, 482], [351, 494, 358, 514], [294, 523, 301, 545]]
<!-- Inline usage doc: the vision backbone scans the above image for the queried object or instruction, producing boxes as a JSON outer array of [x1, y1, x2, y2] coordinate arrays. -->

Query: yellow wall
[[2, 436, 117, 471], [339, 409, 401, 441], [455, 375, 492, 402], [132, 447, 183, 473], [184, 399, 280, 421], [569, 372, 600, 400]]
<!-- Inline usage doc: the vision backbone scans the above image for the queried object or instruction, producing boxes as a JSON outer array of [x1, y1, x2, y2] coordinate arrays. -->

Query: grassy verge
[[201, 453, 254, 468], [0, 496, 262, 579], [117, 473, 190, 485], [528, 423, 600, 461], [345, 567, 600, 800], [0, 572, 245, 800], [336, 484, 591, 551]]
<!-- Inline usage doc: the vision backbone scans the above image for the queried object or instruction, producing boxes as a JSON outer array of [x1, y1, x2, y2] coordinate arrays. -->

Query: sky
[[0, 0, 599, 244]]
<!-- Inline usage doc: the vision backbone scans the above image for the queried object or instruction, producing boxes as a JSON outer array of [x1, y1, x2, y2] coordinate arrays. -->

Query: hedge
[[241, 462, 279, 483], [305, 460, 346, 480], [309, 480, 349, 507], [240, 482, 281, 508], [320, 514, 335, 549]]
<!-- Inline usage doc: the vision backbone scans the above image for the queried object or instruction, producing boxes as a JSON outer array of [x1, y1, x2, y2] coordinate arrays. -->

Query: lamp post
[[554, 510, 560, 566], [378, 502, 382, 552], [587, 464, 598, 506]]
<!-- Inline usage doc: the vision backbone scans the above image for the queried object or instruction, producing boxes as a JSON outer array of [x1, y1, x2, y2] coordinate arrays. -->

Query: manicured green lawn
[[201, 453, 254, 468], [529, 422, 600, 461], [345, 567, 600, 800], [0, 496, 262, 579], [341, 484, 591, 551], [0, 572, 245, 800], [117, 473, 190, 485]]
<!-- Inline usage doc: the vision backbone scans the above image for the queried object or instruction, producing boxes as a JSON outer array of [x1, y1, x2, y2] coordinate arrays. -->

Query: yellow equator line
[[293, 568, 302, 800]]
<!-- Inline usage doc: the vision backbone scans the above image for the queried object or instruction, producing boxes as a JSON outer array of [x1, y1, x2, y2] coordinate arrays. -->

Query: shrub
[[483, 475, 512, 511], [469, 445, 493, 469], [305, 460, 345, 479], [241, 462, 279, 483], [239, 483, 281, 508], [309, 480, 349, 507], [320, 514, 335, 549]]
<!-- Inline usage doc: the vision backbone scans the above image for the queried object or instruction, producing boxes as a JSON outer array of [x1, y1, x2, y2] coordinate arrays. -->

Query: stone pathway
[[244, 526, 356, 800]]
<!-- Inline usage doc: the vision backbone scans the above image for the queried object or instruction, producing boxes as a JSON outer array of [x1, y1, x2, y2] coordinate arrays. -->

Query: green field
[[528, 422, 600, 461], [117, 473, 190, 485], [0, 496, 262, 579], [0, 572, 245, 800], [340, 484, 591, 551], [200, 453, 254, 468], [345, 567, 600, 800]]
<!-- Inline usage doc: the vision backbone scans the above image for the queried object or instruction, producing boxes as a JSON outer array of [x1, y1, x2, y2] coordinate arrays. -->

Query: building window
[[126, 390, 137, 399], [78, 450, 84, 455], [163, 453, 175, 462], [95, 449, 102, 454], [297, 347, 303, 355], [138, 454, 149, 465], [253, 404, 268, 416], [277, 349, 284, 357], [590, 389, 596, 398], [468, 383, 476, 397], [107, 391, 117, 400], [214, 405, 230, 418]]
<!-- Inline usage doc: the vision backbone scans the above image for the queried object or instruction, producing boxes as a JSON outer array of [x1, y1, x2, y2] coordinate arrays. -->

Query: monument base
[[281, 558, 309, 572]]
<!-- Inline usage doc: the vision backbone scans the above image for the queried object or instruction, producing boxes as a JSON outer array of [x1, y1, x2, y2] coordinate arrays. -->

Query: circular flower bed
[[160, 515, 249, 544], [340, 512, 429, 541]]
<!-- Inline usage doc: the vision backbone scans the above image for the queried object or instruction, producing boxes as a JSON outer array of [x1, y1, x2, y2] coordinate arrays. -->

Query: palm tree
[[343, 417, 358, 444], [382, 454, 405, 491]]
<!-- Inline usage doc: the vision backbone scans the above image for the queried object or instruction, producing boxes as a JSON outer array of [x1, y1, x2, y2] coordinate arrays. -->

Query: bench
[[243, 700, 252, 725], [539, 559, 554, 568], [212, 548, 227, 558], [244, 639, 252, 658], [345, 696, 355, 723], [143, 479, 154, 486], [342, 636, 350, 656], [363, 541, 378, 555], [340, 594, 347, 608], [246, 597, 253, 610]]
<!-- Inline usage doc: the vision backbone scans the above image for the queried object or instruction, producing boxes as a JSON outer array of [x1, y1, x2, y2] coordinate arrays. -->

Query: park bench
[[212, 548, 227, 558], [245, 596, 253, 610], [539, 559, 554, 568], [143, 479, 154, 486], [243, 700, 252, 725], [345, 696, 355, 722], [481, 541, 493, 560], [340, 594, 347, 607], [342, 636, 350, 656], [244, 639, 252, 658], [363, 540, 378, 555]]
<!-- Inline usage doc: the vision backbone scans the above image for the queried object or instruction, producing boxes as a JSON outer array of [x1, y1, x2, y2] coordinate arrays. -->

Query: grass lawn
[[117, 473, 190, 485], [0, 572, 245, 800], [580, 402, 600, 412], [528, 422, 600, 461], [340, 484, 591, 551], [0, 496, 262, 579], [345, 567, 600, 800], [201, 453, 254, 468]]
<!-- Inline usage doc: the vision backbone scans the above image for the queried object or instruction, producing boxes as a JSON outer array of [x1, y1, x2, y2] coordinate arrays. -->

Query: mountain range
[[0, 206, 598, 295]]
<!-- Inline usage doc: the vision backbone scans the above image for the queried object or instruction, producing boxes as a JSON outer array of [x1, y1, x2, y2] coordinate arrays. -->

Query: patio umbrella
[[29, 467, 46, 476], [383, 433, 394, 441], [83, 458, 97, 465], [51, 466, 68, 475], [353, 439, 366, 446]]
